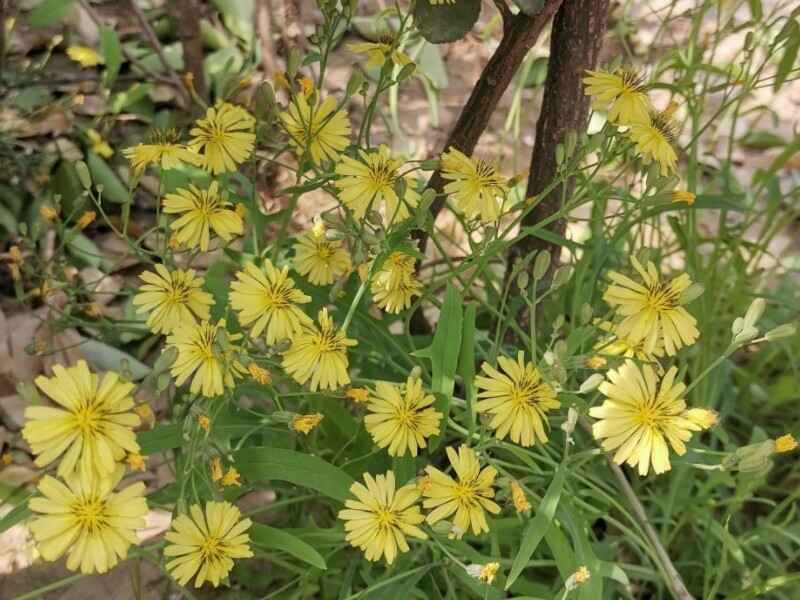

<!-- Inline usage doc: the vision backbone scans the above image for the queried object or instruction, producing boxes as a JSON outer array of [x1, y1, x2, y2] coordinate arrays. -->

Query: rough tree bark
[[508, 0, 609, 270]]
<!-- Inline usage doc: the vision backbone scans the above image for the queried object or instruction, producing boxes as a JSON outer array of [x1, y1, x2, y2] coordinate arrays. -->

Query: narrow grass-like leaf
[[0, 497, 33, 534], [250, 523, 327, 570], [100, 26, 123, 88], [458, 303, 477, 436], [427, 283, 462, 450]]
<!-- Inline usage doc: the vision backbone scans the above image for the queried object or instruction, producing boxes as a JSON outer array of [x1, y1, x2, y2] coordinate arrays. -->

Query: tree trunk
[[172, 0, 206, 100]]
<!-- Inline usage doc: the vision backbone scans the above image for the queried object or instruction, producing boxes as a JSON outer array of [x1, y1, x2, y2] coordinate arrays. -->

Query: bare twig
[[256, 0, 278, 79]]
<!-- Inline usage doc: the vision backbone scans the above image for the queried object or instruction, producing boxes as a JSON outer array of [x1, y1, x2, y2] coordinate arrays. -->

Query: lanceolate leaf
[[250, 523, 327, 570]]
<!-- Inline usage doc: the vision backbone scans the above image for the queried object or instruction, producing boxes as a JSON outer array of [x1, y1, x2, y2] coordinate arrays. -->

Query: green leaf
[[506, 466, 567, 589], [774, 19, 799, 91], [413, 0, 481, 44], [250, 523, 327, 570], [458, 303, 477, 435], [110, 82, 153, 114], [66, 233, 108, 269], [138, 424, 181, 455], [739, 131, 787, 150], [86, 152, 130, 204], [100, 26, 123, 88], [81, 338, 151, 380], [234, 447, 355, 502], [0, 497, 32, 534], [27, 0, 75, 27]]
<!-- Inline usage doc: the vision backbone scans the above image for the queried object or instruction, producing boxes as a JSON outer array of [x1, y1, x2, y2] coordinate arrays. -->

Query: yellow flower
[[123, 129, 201, 176], [583, 69, 651, 125], [86, 128, 113, 158], [775, 434, 798, 453], [292, 223, 352, 286], [281, 308, 357, 391], [603, 256, 699, 356], [210, 456, 223, 482], [335, 145, 420, 223], [589, 360, 714, 476], [164, 501, 253, 588], [221, 466, 242, 487], [509, 480, 531, 513], [585, 356, 608, 369], [132, 264, 214, 335], [1, 451, 11, 465], [40, 205, 59, 221], [67, 45, 103, 68], [248, 363, 271, 385], [345, 387, 370, 403], [166, 320, 246, 397], [347, 40, 413, 69], [594, 319, 664, 363], [198, 414, 211, 432], [188, 102, 256, 174], [22, 360, 140, 482], [364, 375, 442, 457], [466, 562, 501, 585], [627, 110, 678, 175], [127, 453, 146, 472], [422, 445, 500, 536], [290, 413, 324, 434], [475, 351, 560, 447], [134, 403, 155, 428], [229, 260, 312, 345], [566, 565, 591, 589], [281, 93, 351, 165], [370, 252, 424, 314], [338, 470, 427, 564], [685, 408, 718, 429], [440, 147, 509, 223], [28, 468, 147, 574], [76, 210, 96, 230], [671, 190, 696, 205], [163, 182, 244, 251]]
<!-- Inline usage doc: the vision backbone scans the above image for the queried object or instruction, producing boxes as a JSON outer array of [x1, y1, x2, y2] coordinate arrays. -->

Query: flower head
[[422, 445, 500, 536], [166, 320, 246, 397], [627, 109, 678, 175], [127, 453, 146, 472], [28, 469, 147, 574], [594, 319, 664, 363], [248, 363, 271, 385], [221, 467, 242, 487], [291, 413, 324, 434], [364, 375, 442, 457], [566, 566, 591, 590], [475, 352, 560, 447], [76, 211, 96, 230], [164, 501, 253, 588], [583, 69, 651, 125], [603, 256, 699, 356], [163, 182, 244, 251], [281, 308, 357, 391], [440, 147, 509, 223], [346, 387, 370, 403], [281, 93, 351, 165], [348, 40, 412, 69], [671, 190, 695, 205], [123, 129, 201, 176], [229, 260, 312, 345], [509, 480, 531, 513], [466, 562, 501, 585], [132, 264, 214, 335], [86, 128, 113, 158], [589, 360, 714, 476], [338, 470, 427, 564], [22, 360, 140, 482], [67, 45, 103, 68], [292, 222, 352, 286], [370, 252, 423, 314], [775, 434, 798, 454], [335, 145, 420, 223], [188, 102, 256, 174]]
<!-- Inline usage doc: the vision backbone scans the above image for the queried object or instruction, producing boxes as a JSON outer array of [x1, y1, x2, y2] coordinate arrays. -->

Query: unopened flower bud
[[75, 160, 92, 190], [579, 374, 604, 394], [532, 250, 551, 281], [765, 323, 796, 341], [743, 298, 766, 330]]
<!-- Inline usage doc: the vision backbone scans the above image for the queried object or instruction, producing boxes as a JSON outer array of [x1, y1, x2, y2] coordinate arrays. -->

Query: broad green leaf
[[100, 26, 123, 88], [205, 261, 231, 321], [81, 338, 151, 380], [138, 424, 181, 455], [28, 0, 75, 27], [506, 466, 567, 589], [86, 152, 130, 204], [413, 0, 481, 44], [66, 233, 108, 269], [234, 447, 355, 502], [250, 523, 327, 570]]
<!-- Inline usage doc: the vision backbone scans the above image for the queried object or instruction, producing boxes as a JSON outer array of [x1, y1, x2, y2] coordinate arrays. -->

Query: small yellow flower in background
[[248, 363, 271, 385], [22, 360, 141, 482], [274, 70, 290, 91], [6, 245, 21, 280], [475, 351, 560, 447], [565, 565, 591, 589], [627, 109, 678, 175], [229, 260, 312, 345], [127, 452, 146, 472], [221, 467, 242, 487], [67, 45, 103, 68], [28, 468, 147, 574], [672, 190, 696, 205], [335, 145, 420, 223], [593, 319, 664, 363], [188, 102, 256, 174], [134, 403, 155, 428], [440, 147, 509, 223], [338, 470, 427, 564], [2, 451, 12, 465], [345, 387, 370, 403], [585, 355, 608, 369], [510, 480, 531, 513], [281, 92, 351, 165], [282, 308, 357, 391], [293, 222, 352, 286], [583, 69, 651, 125], [76, 210, 96, 230], [589, 360, 714, 476], [166, 320, 246, 397], [40, 205, 59, 221], [123, 129, 201, 176], [370, 252, 424, 314], [132, 265, 214, 335], [775, 434, 798, 453], [198, 414, 211, 432], [685, 408, 718, 429], [422, 445, 500, 537], [163, 182, 244, 252], [210, 456, 223, 482], [465, 562, 501, 585], [86, 128, 113, 158], [164, 501, 253, 588], [347, 40, 413, 69], [291, 413, 324, 434], [603, 256, 699, 356], [364, 375, 442, 457]]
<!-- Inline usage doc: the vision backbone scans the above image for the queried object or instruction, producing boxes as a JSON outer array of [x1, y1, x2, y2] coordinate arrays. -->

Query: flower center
[[74, 402, 102, 435], [72, 495, 107, 533], [167, 282, 191, 305], [634, 404, 665, 430], [453, 482, 477, 505], [509, 376, 544, 409], [473, 160, 505, 193], [200, 536, 226, 561], [313, 329, 344, 355], [646, 282, 679, 311], [314, 242, 335, 261], [374, 507, 397, 529], [368, 160, 395, 191], [264, 284, 293, 309]]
